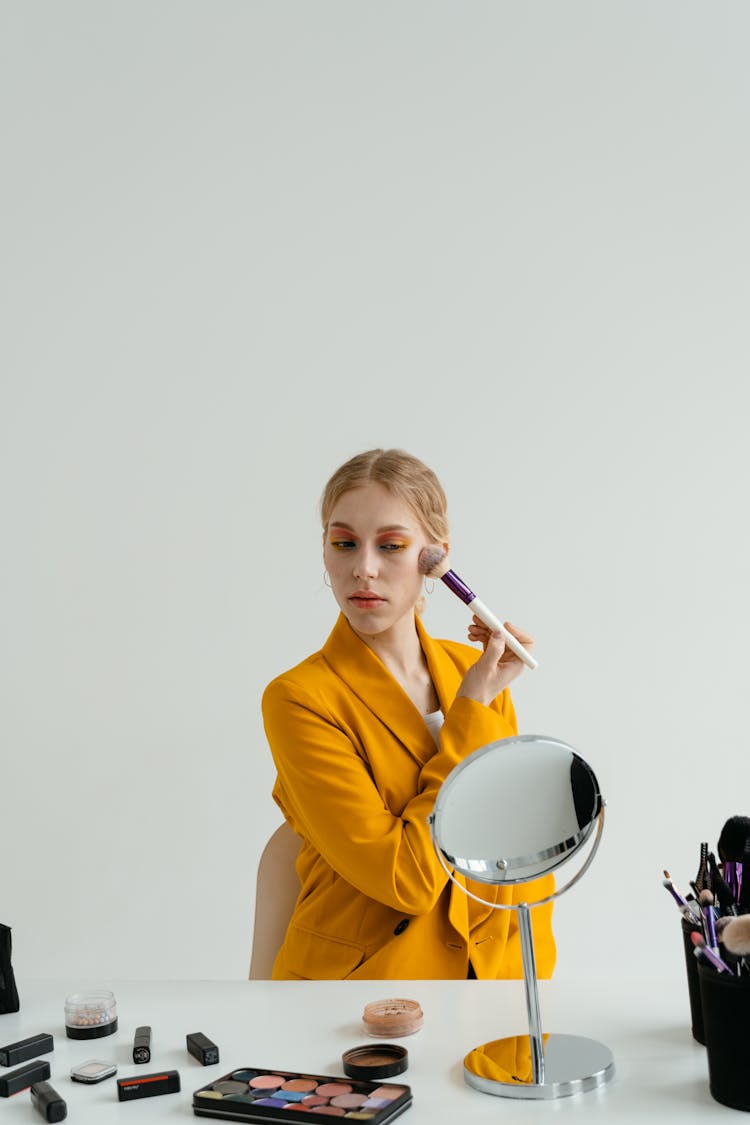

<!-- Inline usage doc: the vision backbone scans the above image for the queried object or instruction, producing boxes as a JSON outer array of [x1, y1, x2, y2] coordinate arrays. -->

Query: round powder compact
[[342, 1044, 409, 1080], [362, 998, 423, 1038]]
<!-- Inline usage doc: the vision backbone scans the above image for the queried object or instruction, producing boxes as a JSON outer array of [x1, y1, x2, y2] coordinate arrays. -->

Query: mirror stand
[[463, 902, 614, 1099], [429, 734, 616, 1100]]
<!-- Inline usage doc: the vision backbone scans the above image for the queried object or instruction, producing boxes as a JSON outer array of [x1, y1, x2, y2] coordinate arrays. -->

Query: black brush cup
[[698, 961, 750, 1111]]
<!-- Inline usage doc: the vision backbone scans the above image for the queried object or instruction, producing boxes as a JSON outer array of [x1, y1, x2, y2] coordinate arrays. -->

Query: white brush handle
[[468, 597, 538, 670]]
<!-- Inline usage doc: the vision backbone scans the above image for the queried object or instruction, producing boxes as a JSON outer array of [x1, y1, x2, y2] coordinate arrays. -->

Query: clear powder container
[[65, 990, 118, 1039]]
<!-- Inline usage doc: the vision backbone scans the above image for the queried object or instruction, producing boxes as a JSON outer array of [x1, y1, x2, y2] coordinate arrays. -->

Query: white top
[[423, 708, 444, 744]]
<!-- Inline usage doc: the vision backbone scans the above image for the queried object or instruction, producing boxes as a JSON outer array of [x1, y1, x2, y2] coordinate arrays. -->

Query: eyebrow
[[328, 522, 413, 534]]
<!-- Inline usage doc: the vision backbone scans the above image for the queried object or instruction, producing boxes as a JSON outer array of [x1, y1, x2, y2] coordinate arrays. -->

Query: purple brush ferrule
[[440, 569, 476, 605], [694, 943, 731, 974], [704, 904, 718, 951]]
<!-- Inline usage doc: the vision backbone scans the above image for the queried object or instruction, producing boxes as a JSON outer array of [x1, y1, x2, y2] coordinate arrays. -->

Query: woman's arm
[[263, 677, 516, 917]]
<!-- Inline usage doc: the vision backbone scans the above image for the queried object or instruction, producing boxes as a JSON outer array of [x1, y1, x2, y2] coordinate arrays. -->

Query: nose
[[353, 545, 379, 580]]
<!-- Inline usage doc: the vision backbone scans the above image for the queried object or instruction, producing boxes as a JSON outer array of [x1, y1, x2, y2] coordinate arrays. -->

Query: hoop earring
[[323, 570, 332, 588], [424, 578, 435, 596]]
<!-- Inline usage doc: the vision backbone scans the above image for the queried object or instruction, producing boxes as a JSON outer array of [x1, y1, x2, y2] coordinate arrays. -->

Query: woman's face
[[323, 481, 439, 642]]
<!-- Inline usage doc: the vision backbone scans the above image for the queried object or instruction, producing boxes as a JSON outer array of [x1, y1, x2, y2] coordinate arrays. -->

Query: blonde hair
[[320, 448, 449, 542]]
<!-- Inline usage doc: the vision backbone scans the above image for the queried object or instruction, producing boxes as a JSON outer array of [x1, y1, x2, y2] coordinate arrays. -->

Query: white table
[[0, 974, 721, 1123]]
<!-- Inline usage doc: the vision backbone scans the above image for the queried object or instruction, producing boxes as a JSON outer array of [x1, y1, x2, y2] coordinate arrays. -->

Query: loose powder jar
[[65, 990, 118, 1039], [362, 998, 423, 1038]]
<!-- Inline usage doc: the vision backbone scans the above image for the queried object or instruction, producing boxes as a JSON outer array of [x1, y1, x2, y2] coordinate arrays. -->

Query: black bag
[[0, 923, 20, 1013]]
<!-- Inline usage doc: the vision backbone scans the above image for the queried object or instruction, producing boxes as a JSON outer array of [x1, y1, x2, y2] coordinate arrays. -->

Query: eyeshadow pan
[[213, 1081, 249, 1095], [250, 1074, 285, 1089], [316, 1082, 352, 1096], [282, 1078, 318, 1093], [330, 1093, 367, 1108], [371, 1086, 406, 1099]]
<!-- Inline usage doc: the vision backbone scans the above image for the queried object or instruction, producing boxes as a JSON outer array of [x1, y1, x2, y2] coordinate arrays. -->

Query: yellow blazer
[[262, 613, 556, 980]]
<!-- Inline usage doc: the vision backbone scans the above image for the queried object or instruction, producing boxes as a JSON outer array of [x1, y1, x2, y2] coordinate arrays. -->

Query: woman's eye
[[330, 539, 356, 550], [379, 542, 407, 551]]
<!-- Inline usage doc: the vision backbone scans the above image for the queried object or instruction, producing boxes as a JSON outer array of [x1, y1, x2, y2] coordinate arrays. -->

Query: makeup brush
[[663, 871, 702, 923], [417, 546, 537, 670], [719, 916, 750, 958], [699, 889, 719, 951], [717, 815, 750, 862], [691, 932, 732, 974], [708, 852, 738, 915]]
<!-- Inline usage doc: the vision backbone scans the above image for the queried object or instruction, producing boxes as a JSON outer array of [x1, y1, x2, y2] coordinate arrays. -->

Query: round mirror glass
[[431, 735, 602, 885]]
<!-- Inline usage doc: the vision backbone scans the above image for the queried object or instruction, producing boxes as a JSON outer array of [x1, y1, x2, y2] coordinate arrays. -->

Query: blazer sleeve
[[262, 677, 517, 916]]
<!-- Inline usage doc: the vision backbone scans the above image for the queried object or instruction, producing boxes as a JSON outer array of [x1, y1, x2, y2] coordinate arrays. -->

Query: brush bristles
[[720, 915, 750, 957], [699, 889, 715, 906], [417, 545, 451, 579]]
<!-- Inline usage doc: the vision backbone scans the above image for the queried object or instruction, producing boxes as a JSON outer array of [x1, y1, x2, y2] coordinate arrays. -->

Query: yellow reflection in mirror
[[464, 1035, 550, 1086]]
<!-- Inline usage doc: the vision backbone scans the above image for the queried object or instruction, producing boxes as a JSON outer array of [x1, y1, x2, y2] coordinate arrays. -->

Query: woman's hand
[[456, 615, 535, 706]]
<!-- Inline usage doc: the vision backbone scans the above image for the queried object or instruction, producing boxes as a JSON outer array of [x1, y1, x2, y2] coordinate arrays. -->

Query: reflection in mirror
[[429, 735, 614, 1100]]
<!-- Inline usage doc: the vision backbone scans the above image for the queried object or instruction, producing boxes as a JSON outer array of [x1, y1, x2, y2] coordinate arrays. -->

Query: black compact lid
[[342, 1043, 408, 1080]]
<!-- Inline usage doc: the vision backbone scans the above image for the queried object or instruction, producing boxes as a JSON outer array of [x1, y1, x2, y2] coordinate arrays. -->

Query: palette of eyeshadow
[[192, 1067, 412, 1124]]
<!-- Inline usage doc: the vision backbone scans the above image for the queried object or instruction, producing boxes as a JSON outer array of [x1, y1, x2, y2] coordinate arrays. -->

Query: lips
[[349, 590, 385, 607]]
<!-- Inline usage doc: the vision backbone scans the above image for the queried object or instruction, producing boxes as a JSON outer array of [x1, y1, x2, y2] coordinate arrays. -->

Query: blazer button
[[393, 919, 410, 936]]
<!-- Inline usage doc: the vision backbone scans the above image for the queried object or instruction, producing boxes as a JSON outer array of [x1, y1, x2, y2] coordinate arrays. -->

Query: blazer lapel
[[322, 614, 439, 767], [415, 615, 465, 712]]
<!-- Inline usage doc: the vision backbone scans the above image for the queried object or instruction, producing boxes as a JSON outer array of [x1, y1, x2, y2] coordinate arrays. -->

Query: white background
[[2, 1, 749, 982]]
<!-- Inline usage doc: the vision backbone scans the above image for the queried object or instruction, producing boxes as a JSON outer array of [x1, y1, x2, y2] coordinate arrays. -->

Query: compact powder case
[[343, 1044, 408, 1080], [362, 999, 423, 1038]]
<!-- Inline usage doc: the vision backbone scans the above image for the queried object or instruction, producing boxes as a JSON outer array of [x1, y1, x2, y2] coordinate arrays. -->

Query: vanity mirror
[[428, 734, 614, 1099]]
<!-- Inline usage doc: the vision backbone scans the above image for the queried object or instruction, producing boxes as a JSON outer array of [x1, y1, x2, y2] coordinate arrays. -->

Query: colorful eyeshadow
[[282, 1078, 318, 1092], [192, 1069, 411, 1123], [371, 1086, 404, 1099], [213, 1080, 249, 1094], [250, 1075, 285, 1089], [330, 1093, 367, 1108]]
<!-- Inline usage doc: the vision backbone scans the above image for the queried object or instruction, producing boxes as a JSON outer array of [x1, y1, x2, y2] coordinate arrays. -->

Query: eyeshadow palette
[[192, 1067, 412, 1124]]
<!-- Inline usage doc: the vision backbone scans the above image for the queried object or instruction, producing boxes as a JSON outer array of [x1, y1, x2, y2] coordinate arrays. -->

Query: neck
[[352, 612, 423, 676]]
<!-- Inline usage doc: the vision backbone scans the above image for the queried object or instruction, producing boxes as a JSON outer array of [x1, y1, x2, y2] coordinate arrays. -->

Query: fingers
[[503, 621, 534, 647], [467, 615, 534, 655]]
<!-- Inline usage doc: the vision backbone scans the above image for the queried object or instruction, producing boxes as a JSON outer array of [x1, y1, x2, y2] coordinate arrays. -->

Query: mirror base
[[464, 1033, 615, 1100]]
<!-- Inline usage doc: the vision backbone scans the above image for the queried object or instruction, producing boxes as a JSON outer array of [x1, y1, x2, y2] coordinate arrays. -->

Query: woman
[[262, 448, 555, 980]]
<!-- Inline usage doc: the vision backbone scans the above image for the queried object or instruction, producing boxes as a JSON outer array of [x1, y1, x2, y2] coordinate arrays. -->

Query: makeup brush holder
[[680, 918, 705, 1045], [698, 962, 750, 1111]]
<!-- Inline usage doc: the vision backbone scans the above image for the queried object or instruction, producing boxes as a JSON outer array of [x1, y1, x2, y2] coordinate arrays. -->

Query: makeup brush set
[[663, 815, 750, 1112], [663, 815, 750, 978]]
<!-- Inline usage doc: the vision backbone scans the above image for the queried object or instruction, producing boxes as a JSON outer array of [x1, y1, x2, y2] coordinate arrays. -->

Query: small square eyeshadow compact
[[192, 1066, 412, 1124]]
